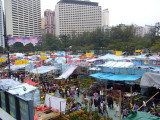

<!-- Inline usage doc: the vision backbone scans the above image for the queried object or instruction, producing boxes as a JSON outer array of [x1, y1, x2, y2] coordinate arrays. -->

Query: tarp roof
[[140, 72, 160, 89], [98, 61, 134, 68], [90, 73, 141, 81], [31, 66, 56, 74], [124, 110, 160, 120], [0, 79, 21, 90], [8, 83, 37, 96]]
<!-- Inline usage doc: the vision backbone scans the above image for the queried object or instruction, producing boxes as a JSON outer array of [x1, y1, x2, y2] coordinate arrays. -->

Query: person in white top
[[114, 103, 120, 117], [100, 89, 104, 100]]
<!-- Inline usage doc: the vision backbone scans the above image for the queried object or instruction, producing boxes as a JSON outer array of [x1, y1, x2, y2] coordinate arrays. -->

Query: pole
[[130, 86, 133, 106], [119, 90, 122, 120], [105, 81, 108, 116], [60, 101, 62, 120], [64, 35, 67, 63], [138, 91, 159, 111]]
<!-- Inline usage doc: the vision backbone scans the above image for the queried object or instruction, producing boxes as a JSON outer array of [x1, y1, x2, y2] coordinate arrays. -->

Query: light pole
[[4, 34, 12, 78]]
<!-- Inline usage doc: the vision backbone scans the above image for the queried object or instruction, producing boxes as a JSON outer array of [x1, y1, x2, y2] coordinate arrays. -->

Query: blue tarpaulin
[[90, 73, 141, 81]]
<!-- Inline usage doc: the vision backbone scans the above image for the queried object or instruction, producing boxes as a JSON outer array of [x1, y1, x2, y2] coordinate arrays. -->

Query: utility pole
[[4, 34, 11, 78]]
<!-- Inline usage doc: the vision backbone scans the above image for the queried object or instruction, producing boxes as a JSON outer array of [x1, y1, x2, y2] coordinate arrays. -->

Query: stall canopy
[[0, 79, 21, 90], [8, 83, 37, 96], [98, 61, 134, 68], [140, 72, 160, 89], [90, 72, 141, 81], [31, 66, 56, 74], [124, 110, 160, 120]]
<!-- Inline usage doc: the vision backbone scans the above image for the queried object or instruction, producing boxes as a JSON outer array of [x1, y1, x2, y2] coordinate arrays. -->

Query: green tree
[[25, 43, 35, 52], [151, 39, 160, 53], [10, 42, 25, 52]]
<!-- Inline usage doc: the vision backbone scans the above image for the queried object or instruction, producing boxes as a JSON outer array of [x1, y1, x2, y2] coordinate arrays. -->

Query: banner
[[0, 58, 6, 62], [79, 55, 87, 59], [41, 56, 47, 60], [86, 53, 93, 57], [41, 52, 46, 55], [15, 60, 28, 65], [136, 50, 141, 53], [50, 55, 57, 58], [116, 51, 122, 56], [29, 53, 34, 55]]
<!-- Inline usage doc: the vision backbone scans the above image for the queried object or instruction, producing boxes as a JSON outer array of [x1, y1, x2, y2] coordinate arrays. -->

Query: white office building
[[4, 0, 41, 37], [0, 0, 5, 48], [55, 0, 102, 36], [102, 8, 109, 26]]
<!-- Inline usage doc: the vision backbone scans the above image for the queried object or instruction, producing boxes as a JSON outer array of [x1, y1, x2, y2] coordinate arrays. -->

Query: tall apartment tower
[[55, 0, 102, 36], [4, 0, 41, 37], [0, 0, 5, 48], [102, 9, 109, 26], [44, 9, 55, 35]]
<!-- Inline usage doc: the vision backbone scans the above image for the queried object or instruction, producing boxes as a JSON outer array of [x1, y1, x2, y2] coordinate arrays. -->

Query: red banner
[[50, 55, 57, 58], [79, 55, 86, 59], [152, 60, 160, 66]]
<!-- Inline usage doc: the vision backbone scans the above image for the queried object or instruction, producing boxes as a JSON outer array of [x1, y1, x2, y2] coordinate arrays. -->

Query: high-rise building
[[41, 17, 45, 34], [0, 0, 5, 48], [4, 0, 41, 38], [44, 9, 55, 35], [55, 0, 102, 36], [102, 9, 109, 26]]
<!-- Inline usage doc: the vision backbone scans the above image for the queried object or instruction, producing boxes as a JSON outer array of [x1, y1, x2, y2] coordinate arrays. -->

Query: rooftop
[[58, 0, 98, 6]]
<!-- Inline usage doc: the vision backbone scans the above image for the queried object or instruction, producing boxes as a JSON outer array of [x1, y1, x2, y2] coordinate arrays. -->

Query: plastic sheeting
[[90, 73, 141, 81], [31, 66, 56, 74], [55, 64, 77, 79], [140, 72, 160, 88], [0, 79, 21, 90], [8, 83, 37, 96], [124, 110, 160, 120], [99, 61, 134, 68], [45, 94, 66, 112]]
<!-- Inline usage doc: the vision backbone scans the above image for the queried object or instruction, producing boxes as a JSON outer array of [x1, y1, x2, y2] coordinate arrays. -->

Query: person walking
[[114, 103, 120, 117]]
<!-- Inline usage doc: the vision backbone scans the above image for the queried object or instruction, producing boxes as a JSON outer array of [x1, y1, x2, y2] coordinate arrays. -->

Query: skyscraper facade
[[55, 0, 102, 36], [4, 0, 41, 38], [0, 0, 5, 48], [102, 9, 109, 26], [44, 9, 55, 35]]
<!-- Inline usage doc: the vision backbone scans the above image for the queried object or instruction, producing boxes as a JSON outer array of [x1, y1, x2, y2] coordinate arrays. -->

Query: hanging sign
[[41, 52, 46, 55], [29, 53, 34, 55], [136, 50, 141, 53], [0, 58, 6, 62], [50, 55, 57, 58], [152, 60, 160, 66], [41, 56, 47, 60], [79, 55, 87, 59], [15, 60, 28, 65], [86, 53, 93, 57], [116, 51, 122, 56]]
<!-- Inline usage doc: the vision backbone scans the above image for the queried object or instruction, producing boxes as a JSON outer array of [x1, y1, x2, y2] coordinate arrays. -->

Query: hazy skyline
[[2, 0, 160, 26]]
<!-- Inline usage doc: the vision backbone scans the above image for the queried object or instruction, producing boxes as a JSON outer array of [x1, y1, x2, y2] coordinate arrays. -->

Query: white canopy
[[31, 66, 57, 74], [8, 83, 37, 96], [0, 79, 21, 90]]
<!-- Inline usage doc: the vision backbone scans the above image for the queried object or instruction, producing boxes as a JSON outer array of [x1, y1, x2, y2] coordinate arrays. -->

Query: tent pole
[[138, 91, 159, 111], [105, 80, 108, 117], [119, 90, 122, 120], [130, 85, 132, 110]]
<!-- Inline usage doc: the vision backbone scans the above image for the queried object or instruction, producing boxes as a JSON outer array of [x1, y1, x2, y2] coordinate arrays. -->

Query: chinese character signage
[[15, 60, 28, 65], [0, 58, 6, 62]]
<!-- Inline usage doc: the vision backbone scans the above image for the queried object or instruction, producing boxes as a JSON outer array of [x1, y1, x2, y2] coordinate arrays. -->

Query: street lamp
[[4, 34, 12, 78]]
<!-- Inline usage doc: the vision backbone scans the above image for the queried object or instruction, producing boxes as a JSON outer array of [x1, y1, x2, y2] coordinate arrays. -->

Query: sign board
[[8, 93, 18, 119], [0, 58, 6, 62], [41, 56, 47, 60], [86, 53, 93, 57], [50, 55, 57, 58], [116, 51, 122, 56], [0, 90, 34, 120], [41, 52, 46, 55], [79, 55, 87, 59], [152, 60, 160, 66], [19, 98, 34, 120], [136, 50, 141, 53], [0, 91, 7, 111], [29, 53, 34, 55], [15, 60, 28, 65]]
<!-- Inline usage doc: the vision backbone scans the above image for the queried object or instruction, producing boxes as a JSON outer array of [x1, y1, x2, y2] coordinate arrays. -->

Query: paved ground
[[54, 90, 122, 120], [0, 108, 16, 120]]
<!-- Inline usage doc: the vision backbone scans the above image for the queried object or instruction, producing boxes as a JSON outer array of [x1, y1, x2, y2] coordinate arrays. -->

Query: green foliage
[[151, 39, 160, 52], [25, 43, 34, 52], [10, 42, 25, 52]]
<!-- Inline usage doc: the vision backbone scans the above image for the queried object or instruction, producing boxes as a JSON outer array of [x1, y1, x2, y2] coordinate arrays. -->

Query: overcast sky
[[2, 0, 160, 26]]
